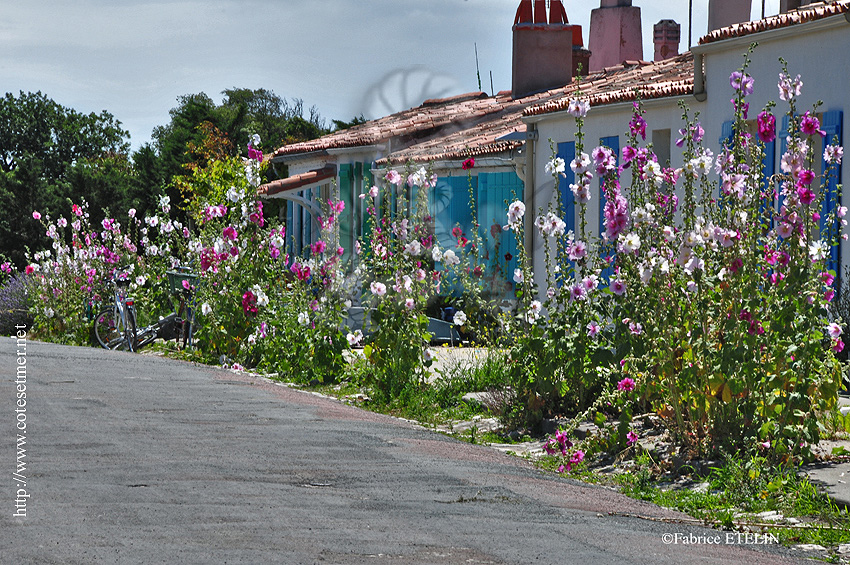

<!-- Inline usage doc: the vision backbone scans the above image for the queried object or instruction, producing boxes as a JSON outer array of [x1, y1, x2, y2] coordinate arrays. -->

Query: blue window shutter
[[761, 139, 776, 226], [477, 172, 523, 291], [285, 200, 295, 258], [777, 115, 791, 212], [719, 120, 735, 148], [718, 120, 735, 207], [557, 141, 576, 236], [821, 110, 843, 276], [598, 136, 619, 282], [338, 164, 353, 263], [598, 135, 619, 236]]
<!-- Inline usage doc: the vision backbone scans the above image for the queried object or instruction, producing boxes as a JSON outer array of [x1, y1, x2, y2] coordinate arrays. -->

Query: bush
[[0, 274, 33, 336]]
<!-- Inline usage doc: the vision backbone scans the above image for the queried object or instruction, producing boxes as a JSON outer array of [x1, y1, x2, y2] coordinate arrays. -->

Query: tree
[[0, 91, 131, 266]]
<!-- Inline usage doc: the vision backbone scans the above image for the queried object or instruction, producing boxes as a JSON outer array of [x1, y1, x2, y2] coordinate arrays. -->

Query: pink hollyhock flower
[[241, 291, 258, 316], [32, 211, 41, 220], [797, 185, 816, 205], [827, 322, 843, 340], [833, 339, 844, 354], [223, 226, 238, 240], [311, 240, 327, 254], [757, 112, 776, 143], [800, 112, 825, 137], [587, 321, 600, 337], [617, 377, 636, 392], [462, 158, 475, 170], [25, 265, 35, 275], [610, 279, 627, 296]]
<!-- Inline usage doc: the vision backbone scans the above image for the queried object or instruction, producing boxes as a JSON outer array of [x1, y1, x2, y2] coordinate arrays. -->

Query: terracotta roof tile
[[523, 53, 694, 117], [257, 165, 336, 197], [699, 1, 850, 45]]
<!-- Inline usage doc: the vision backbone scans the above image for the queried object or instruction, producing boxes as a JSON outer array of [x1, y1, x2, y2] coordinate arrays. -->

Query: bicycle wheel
[[176, 300, 190, 349], [93, 307, 122, 349], [125, 306, 137, 352]]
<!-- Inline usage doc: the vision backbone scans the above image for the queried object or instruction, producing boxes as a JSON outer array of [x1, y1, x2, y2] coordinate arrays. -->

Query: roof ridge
[[699, 0, 850, 45]]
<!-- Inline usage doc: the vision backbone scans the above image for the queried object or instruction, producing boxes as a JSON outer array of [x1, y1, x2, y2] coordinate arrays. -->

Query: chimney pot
[[653, 19, 680, 62]]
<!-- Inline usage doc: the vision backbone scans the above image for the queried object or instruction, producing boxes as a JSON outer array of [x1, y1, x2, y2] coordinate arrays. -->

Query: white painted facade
[[523, 11, 850, 288]]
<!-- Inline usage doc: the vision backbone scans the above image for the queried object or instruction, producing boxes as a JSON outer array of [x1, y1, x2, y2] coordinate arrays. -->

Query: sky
[[1, 0, 782, 152]]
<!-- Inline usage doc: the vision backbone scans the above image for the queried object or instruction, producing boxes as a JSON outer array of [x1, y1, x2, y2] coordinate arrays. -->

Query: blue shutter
[[285, 200, 295, 258], [718, 120, 735, 208], [338, 164, 354, 263], [478, 172, 523, 292], [761, 137, 776, 226], [598, 136, 619, 236], [821, 110, 843, 276], [599, 136, 619, 282], [777, 115, 791, 213], [301, 188, 312, 256], [557, 141, 576, 236]]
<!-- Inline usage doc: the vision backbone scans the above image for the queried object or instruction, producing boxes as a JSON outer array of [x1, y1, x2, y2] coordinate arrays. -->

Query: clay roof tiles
[[700, 1, 850, 45]]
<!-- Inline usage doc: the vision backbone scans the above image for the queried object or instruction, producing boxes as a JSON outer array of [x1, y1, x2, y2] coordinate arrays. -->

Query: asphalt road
[[2, 337, 813, 564]]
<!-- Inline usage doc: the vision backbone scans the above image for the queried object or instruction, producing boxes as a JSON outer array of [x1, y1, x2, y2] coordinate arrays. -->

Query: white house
[[522, 1, 848, 288]]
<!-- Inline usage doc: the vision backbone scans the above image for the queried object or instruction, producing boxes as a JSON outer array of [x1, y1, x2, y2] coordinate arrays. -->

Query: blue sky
[[1, 0, 781, 151]]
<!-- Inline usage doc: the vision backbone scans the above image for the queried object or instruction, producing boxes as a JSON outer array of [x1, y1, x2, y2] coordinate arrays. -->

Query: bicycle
[[93, 266, 199, 352], [93, 266, 137, 351], [165, 267, 198, 349]]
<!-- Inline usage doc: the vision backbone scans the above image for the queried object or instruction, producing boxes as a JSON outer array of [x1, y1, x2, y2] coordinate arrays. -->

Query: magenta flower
[[796, 185, 816, 205], [756, 112, 776, 143], [833, 339, 844, 354], [617, 377, 636, 392], [626, 431, 638, 446], [797, 169, 815, 186], [629, 114, 647, 141], [570, 450, 585, 465], [800, 112, 825, 137], [311, 240, 327, 254], [241, 291, 258, 316], [223, 226, 238, 240], [32, 211, 41, 220], [462, 158, 475, 170]]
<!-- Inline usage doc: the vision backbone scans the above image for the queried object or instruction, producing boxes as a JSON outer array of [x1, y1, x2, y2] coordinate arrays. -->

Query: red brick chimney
[[588, 0, 643, 72], [653, 20, 680, 62], [512, 0, 590, 99]]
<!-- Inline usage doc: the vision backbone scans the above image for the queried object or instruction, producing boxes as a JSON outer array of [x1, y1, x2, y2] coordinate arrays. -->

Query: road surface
[[2, 337, 811, 564]]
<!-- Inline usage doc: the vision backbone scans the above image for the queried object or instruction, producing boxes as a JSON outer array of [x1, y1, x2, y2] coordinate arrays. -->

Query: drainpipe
[[524, 123, 538, 264], [692, 51, 707, 102]]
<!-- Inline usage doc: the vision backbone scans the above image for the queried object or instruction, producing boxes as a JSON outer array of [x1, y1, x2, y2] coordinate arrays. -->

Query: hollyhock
[[800, 112, 825, 137], [617, 377, 636, 392], [453, 310, 467, 326], [757, 112, 776, 143]]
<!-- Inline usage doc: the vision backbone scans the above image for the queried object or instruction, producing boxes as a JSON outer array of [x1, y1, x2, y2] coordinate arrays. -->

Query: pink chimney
[[707, 0, 752, 32], [653, 20, 680, 62], [588, 0, 643, 72], [512, 0, 590, 99]]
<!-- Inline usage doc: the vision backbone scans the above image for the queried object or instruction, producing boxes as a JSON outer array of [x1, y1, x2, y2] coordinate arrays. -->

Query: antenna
[[490, 71, 494, 97], [475, 42, 482, 91]]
